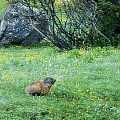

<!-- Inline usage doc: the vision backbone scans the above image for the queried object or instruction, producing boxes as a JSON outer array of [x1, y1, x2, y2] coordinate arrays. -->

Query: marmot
[[26, 77, 56, 96]]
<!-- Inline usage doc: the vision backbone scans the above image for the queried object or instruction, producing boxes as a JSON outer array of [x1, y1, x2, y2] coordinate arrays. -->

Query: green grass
[[0, 45, 120, 120], [0, 0, 7, 17]]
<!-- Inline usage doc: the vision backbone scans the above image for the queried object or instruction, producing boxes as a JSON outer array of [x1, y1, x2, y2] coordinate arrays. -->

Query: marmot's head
[[44, 77, 56, 84]]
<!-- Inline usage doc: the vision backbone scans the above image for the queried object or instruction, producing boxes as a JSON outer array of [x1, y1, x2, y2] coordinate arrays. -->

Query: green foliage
[[0, 0, 8, 17], [0, 1, 119, 49], [97, 0, 120, 46], [0, 46, 120, 119]]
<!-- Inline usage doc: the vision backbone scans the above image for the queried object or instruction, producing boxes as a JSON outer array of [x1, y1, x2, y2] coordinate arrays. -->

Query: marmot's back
[[26, 81, 43, 96]]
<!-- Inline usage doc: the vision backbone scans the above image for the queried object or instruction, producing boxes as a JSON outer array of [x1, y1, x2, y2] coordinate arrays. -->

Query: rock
[[0, 2, 48, 46]]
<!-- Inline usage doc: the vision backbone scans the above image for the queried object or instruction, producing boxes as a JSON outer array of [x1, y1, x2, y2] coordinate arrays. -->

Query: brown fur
[[26, 77, 56, 96]]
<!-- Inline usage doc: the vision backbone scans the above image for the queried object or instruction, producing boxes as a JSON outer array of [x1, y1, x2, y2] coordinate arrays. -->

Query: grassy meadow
[[0, 45, 120, 120], [0, 1, 120, 119]]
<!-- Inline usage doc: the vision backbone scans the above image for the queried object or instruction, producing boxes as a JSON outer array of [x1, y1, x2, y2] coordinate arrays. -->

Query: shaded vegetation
[[97, 0, 120, 47], [0, 0, 119, 49]]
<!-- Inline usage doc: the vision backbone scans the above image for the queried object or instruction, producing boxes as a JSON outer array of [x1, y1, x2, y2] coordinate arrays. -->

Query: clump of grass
[[0, 45, 120, 119]]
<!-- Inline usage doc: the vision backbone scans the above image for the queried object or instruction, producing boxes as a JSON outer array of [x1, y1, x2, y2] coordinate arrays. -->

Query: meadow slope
[[0, 46, 120, 120]]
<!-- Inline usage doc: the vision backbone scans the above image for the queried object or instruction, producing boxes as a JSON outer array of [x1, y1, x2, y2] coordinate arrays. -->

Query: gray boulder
[[0, 2, 48, 46]]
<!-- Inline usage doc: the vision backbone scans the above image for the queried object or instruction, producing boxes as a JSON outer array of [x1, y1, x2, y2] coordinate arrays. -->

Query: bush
[[97, 0, 120, 47]]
